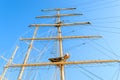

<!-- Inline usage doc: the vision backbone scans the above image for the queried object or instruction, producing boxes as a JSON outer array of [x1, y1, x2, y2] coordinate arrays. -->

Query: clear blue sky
[[0, 0, 120, 80]]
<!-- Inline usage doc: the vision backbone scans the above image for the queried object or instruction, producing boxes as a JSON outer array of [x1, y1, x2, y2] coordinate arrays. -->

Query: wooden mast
[[0, 46, 19, 80], [17, 27, 39, 80], [56, 9, 65, 80], [2, 8, 120, 80], [35, 8, 90, 80]]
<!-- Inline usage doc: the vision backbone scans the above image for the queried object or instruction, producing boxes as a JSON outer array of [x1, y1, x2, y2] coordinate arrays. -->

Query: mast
[[56, 9, 64, 80], [35, 8, 90, 80], [3, 8, 120, 80], [17, 27, 39, 80], [0, 46, 19, 80]]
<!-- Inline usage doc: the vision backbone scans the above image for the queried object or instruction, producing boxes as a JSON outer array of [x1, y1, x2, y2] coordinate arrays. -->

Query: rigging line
[[83, 5, 120, 13], [62, 28, 120, 42], [86, 24, 120, 59], [49, 30, 58, 57], [50, 28, 58, 56], [51, 40, 58, 56], [47, 65, 52, 76], [91, 25, 120, 30], [66, 64, 115, 68], [24, 42, 51, 59], [91, 27, 120, 34], [92, 20, 120, 23], [14, 29, 34, 62], [2, 40, 19, 65], [62, 30, 75, 35], [81, 39, 115, 59], [15, 42, 26, 63], [47, 28, 56, 37], [73, 65, 95, 80], [35, 17, 55, 22], [50, 67, 58, 80], [28, 28, 55, 61], [27, 68, 41, 80], [89, 40, 120, 59], [80, 0, 120, 10], [67, 19, 120, 24], [79, 0, 105, 7], [68, 58, 104, 80], [111, 64, 119, 80], [33, 69, 39, 80], [64, 10, 120, 25], [89, 25, 120, 34], [90, 16, 120, 21], [64, 43, 86, 53], [12, 66, 61, 70], [64, 25, 120, 36], [47, 0, 98, 18], [19, 28, 33, 38], [36, 43, 49, 61], [55, 67, 58, 80], [8, 67, 19, 72], [83, 4, 120, 13], [78, 64, 116, 68], [66, 0, 118, 12], [100, 37, 119, 59], [4, 38, 19, 61], [23, 41, 42, 54], [79, 16, 120, 22], [50, 27, 57, 37], [116, 63, 120, 80], [77, 12, 117, 34], [62, 25, 91, 35], [37, 27, 55, 37], [68, 59, 95, 80], [35, 35, 54, 61], [87, 26, 120, 34], [76, 65, 104, 80], [26, 67, 34, 80], [63, 0, 97, 9], [26, 68, 42, 80]]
